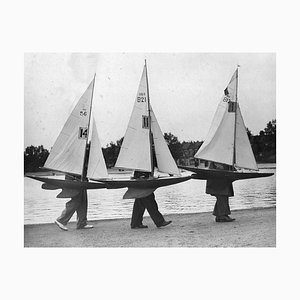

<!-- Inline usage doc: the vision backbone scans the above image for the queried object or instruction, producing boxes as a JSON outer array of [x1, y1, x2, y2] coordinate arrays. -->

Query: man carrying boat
[[194, 68, 263, 222]]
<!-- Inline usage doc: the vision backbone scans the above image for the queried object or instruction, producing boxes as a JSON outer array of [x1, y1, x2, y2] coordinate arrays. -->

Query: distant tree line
[[247, 119, 276, 163], [24, 119, 276, 173], [24, 145, 49, 173]]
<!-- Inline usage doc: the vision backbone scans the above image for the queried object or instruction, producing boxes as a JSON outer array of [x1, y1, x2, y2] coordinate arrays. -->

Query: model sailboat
[[96, 61, 191, 198], [180, 67, 273, 180], [27, 75, 109, 197]]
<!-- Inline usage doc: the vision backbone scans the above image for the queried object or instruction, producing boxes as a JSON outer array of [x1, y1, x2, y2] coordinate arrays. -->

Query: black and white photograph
[[24, 53, 276, 247], [3, 0, 299, 299]]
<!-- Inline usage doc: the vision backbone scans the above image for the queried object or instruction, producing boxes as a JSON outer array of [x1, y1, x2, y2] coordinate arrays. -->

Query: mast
[[81, 73, 96, 181], [145, 59, 154, 175], [232, 66, 239, 167]]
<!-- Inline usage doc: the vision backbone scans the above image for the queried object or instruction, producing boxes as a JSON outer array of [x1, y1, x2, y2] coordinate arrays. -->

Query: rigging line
[[233, 66, 239, 167], [81, 74, 96, 181], [145, 59, 154, 175]]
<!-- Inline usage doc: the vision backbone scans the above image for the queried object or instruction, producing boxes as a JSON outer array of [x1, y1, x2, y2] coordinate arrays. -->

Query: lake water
[[24, 164, 276, 225]]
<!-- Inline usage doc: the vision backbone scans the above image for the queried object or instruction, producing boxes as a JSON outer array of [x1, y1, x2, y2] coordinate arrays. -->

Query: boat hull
[[26, 175, 107, 190], [178, 166, 274, 181], [94, 175, 191, 189], [95, 175, 191, 199]]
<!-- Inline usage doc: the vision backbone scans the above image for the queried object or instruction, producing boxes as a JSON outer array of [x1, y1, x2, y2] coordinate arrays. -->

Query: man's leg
[[131, 199, 146, 228], [55, 195, 81, 230], [213, 195, 231, 217], [56, 198, 79, 226], [213, 195, 235, 222], [76, 190, 88, 229], [143, 194, 165, 227]]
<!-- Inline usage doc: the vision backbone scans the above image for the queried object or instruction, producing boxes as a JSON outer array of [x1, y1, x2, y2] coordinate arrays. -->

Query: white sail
[[87, 119, 109, 179], [150, 106, 180, 175], [195, 69, 258, 170], [115, 65, 152, 172], [44, 78, 94, 175], [235, 105, 258, 170], [194, 102, 235, 165]]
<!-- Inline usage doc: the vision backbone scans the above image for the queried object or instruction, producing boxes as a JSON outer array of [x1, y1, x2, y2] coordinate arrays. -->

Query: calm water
[[24, 165, 276, 224]]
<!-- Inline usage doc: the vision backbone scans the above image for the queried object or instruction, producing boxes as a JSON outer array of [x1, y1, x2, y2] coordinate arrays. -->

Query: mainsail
[[194, 68, 258, 171], [115, 62, 180, 175], [115, 65, 152, 172], [44, 77, 108, 177]]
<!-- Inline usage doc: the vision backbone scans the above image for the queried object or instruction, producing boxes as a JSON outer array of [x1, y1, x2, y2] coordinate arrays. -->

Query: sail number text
[[78, 127, 88, 139], [137, 92, 147, 103], [80, 109, 88, 117], [223, 96, 230, 102], [142, 115, 150, 129]]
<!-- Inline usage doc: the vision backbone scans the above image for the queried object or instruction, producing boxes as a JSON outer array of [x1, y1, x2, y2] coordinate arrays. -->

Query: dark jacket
[[205, 161, 234, 196], [206, 179, 234, 196]]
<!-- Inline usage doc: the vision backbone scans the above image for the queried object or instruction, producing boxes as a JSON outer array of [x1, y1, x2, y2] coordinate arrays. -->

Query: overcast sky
[[24, 53, 275, 149]]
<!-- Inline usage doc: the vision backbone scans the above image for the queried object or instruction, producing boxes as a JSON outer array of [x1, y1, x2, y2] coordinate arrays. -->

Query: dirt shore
[[24, 207, 275, 247]]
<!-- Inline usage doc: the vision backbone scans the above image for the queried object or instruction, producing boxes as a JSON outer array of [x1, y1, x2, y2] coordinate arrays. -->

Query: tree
[[24, 145, 49, 173], [264, 119, 276, 136], [163, 132, 182, 161], [102, 137, 123, 168], [251, 119, 276, 163]]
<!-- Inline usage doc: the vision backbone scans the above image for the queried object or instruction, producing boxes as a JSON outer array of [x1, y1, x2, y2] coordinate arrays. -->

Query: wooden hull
[[94, 175, 192, 189], [178, 166, 274, 181], [26, 175, 107, 190], [94, 175, 191, 199]]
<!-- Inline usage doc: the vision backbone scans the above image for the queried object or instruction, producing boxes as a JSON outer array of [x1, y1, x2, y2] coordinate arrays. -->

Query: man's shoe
[[131, 224, 148, 229], [216, 216, 235, 222], [55, 220, 68, 231], [77, 224, 94, 229], [157, 220, 172, 228]]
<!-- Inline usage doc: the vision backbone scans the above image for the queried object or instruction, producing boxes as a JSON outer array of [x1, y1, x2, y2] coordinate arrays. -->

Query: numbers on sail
[[78, 127, 88, 139], [137, 92, 147, 103], [223, 96, 230, 102], [142, 115, 150, 129], [228, 101, 237, 113], [80, 109, 87, 117]]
